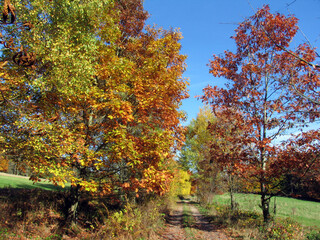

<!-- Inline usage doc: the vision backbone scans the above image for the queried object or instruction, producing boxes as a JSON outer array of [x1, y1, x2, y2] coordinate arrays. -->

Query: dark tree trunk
[[261, 192, 271, 223], [64, 184, 81, 224]]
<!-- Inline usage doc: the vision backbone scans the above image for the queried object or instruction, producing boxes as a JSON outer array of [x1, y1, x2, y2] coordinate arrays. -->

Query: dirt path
[[0, 172, 30, 179], [158, 203, 187, 240], [157, 201, 232, 240]]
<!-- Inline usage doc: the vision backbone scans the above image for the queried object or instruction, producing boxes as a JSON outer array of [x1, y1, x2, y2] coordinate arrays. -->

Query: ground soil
[[157, 200, 233, 240]]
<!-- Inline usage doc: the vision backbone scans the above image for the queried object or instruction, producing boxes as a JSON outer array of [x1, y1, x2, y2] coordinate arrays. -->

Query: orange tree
[[0, 0, 188, 222], [201, 5, 320, 222]]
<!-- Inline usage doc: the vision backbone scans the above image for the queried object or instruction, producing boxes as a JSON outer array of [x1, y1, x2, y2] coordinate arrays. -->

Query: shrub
[[0, 188, 168, 239], [260, 218, 304, 240], [96, 197, 166, 239], [306, 230, 320, 240]]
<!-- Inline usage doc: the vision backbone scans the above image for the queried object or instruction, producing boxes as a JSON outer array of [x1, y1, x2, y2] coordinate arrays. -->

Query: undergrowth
[[199, 201, 319, 240], [0, 188, 169, 239]]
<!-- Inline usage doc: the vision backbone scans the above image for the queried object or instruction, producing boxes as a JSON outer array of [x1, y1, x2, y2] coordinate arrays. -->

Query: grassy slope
[[213, 193, 320, 227], [0, 173, 69, 191]]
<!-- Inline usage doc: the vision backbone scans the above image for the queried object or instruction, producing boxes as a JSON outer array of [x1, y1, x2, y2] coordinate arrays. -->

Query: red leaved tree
[[274, 130, 320, 200], [201, 5, 320, 222]]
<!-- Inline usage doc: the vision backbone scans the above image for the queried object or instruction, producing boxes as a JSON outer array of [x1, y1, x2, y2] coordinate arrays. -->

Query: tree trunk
[[260, 155, 271, 223], [229, 174, 236, 211], [260, 68, 271, 223], [261, 189, 271, 223], [65, 184, 81, 224]]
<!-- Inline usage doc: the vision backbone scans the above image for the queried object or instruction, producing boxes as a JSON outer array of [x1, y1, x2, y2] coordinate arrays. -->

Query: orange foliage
[[0, 156, 9, 172], [1, 0, 188, 202]]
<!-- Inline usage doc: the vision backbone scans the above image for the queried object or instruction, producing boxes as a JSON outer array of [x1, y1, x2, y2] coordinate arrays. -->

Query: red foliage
[[201, 5, 320, 221]]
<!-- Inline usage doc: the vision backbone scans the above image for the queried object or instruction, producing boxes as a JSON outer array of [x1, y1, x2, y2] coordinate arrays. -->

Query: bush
[[0, 188, 169, 239], [260, 218, 304, 240], [96, 198, 166, 239], [306, 230, 320, 240]]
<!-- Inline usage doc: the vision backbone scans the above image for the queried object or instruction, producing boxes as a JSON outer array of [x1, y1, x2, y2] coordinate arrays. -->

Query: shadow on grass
[[176, 200, 199, 205], [0, 188, 66, 220], [14, 183, 69, 191]]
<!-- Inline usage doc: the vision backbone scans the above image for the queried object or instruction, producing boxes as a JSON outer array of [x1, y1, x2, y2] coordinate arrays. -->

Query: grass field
[[0, 173, 69, 191], [213, 193, 320, 227]]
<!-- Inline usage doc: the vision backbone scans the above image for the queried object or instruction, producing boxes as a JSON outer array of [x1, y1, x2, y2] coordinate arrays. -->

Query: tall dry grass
[[0, 188, 169, 239]]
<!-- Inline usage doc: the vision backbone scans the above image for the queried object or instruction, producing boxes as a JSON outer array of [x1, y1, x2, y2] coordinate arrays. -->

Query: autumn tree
[[201, 5, 320, 222], [247, 6, 320, 108], [1, 0, 188, 223], [179, 106, 214, 171], [274, 130, 320, 200], [0, 154, 8, 172], [171, 169, 192, 198], [179, 106, 224, 203], [207, 108, 248, 210]]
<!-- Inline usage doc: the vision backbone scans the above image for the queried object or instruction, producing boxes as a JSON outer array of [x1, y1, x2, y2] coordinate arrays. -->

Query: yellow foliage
[[170, 169, 191, 197], [0, 156, 9, 172]]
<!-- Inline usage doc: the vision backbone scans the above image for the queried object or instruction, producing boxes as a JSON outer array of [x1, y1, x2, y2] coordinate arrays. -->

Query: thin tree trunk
[[260, 151, 271, 223], [229, 174, 236, 211], [260, 73, 271, 223], [260, 150, 271, 223]]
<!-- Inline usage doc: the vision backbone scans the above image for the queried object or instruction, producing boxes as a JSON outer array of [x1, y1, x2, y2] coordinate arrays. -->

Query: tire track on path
[[157, 200, 232, 240]]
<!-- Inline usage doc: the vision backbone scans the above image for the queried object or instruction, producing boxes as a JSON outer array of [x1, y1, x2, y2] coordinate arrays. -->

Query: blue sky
[[144, 0, 320, 125]]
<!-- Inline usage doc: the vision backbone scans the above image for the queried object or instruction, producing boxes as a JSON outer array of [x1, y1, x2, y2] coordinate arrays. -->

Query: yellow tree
[[1, 0, 188, 222], [179, 106, 223, 204]]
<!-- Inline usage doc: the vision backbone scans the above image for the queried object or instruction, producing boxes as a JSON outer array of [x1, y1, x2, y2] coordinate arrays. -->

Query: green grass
[[213, 193, 320, 227], [0, 174, 69, 191], [182, 203, 196, 239]]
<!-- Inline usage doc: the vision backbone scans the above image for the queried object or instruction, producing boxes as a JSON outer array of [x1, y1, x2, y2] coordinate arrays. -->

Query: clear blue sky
[[144, 0, 320, 125]]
